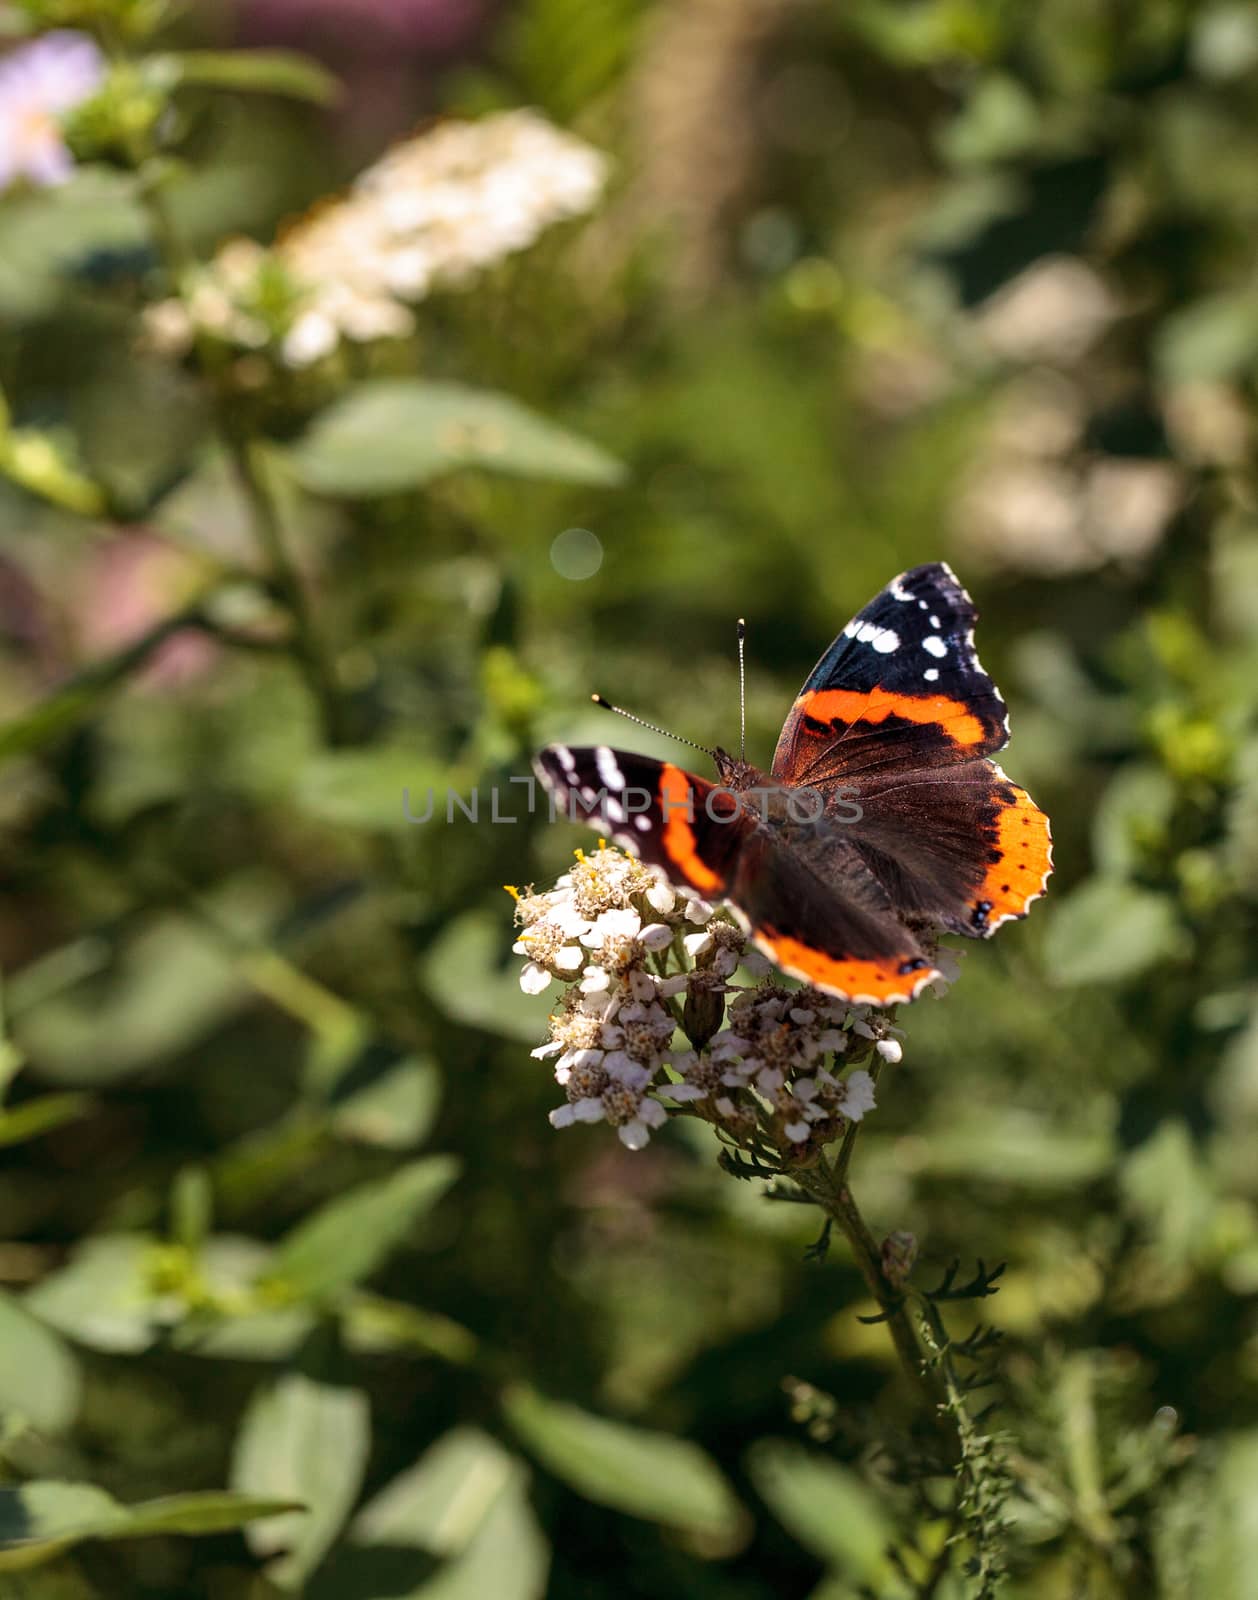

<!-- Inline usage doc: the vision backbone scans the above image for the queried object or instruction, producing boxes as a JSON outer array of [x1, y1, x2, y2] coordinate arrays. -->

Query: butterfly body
[[535, 563, 1052, 1007]]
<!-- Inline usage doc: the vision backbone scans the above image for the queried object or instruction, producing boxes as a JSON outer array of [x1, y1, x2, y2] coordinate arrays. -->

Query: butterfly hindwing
[[839, 761, 1053, 938], [727, 829, 941, 1005]]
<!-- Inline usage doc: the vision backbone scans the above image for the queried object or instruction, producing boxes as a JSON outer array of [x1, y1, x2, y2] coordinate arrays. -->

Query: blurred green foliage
[[4, 0, 1258, 1595]]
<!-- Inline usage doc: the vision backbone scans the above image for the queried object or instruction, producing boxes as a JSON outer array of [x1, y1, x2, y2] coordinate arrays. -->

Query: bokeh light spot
[[550, 527, 603, 580]]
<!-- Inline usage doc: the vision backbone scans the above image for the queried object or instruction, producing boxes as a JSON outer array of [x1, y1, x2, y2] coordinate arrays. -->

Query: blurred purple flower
[[0, 30, 105, 192], [236, 0, 496, 143], [238, 0, 490, 55], [77, 531, 219, 690]]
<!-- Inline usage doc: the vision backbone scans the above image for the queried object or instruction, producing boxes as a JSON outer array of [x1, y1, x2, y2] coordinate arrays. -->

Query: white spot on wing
[[595, 746, 625, 789], [844, 621, 899, 653], [922, 635, 947, 659], [554, 745, 576, 774], [930, 614, 941, 627], [634, 814, 651, 832], [890, 578, 913, 601], [924, 667, 940, 682]]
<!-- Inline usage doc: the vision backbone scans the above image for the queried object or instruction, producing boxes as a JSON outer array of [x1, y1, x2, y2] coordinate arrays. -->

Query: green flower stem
[[803, 1150, 947, 1434], [122, 104, 350, 748], [222, 430, 350, 747], [802, 1053, 952, 1431]]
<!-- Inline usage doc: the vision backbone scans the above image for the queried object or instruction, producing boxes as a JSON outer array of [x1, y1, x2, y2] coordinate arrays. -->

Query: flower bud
[[683, 983, 726, 1049], [880, 1230, 918, 1289]]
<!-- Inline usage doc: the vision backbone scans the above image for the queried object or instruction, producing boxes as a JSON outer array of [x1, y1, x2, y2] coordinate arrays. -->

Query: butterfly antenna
[[590, 694, 717, 759], [737, 617, 747, 763]]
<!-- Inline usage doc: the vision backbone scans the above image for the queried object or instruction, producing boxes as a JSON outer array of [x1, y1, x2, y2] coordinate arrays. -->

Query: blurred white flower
[[144, 110, 609, 367], [973, 256, 1117, 365], [0, 30, 105, 191], [953, 371, 1183, 575]]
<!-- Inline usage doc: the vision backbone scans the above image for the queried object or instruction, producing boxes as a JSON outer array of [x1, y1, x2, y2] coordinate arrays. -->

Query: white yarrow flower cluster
[[144, 110, 608, 367], [512, 845, 904, 1157]]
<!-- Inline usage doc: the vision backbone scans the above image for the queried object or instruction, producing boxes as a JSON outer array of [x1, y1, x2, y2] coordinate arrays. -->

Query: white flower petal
[[682, 930, 713, 958], [638, 1098, 667, 1128], [531, 1040, 565, 1060], [646, 880, 676, 915], [520, 962, 552, 995], [554, 945, 585, 972], [549, 1104, 577, 1128], [571, 1096, 607, 1123], [840, 1069, 877, 1122], [785, 1120, 810, 1142], [875, 1038, 903, 1064], [595, 908, 641, 943], [618, 1120, 651, 1150], [638, 922, 673, 950], [628, 969, 656, 1002]]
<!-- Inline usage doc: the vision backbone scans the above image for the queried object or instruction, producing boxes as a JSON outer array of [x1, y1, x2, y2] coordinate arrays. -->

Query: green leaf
[[0, 1094, 92, 1150], [343, 1294, 479, 1367], [422, 910, 550, 1043], [145, 49, 340, 106], [331, 1057, 442, 1149], [502, 1385, 747, 1547], [0, 1482, 298, 1573], [0, 1293, 82, 1434], [1210, 1432, 1258, 1595], [10, 880, 278, 1083], [1092, 764, 1177, 877], [289, 381, 625, 496], [0, 172, 148, 322], [745, 1440, 892, 1582], [1042, 878, 1186, 986], [1157, 291, 1258, 382], [940, 73, 1041, 167], [903, 1111, 1115, 1188], [352, 1428, 518, 1555], [406, 1474, 549, 1600], [232, 1374, 370, 1589], [24, 1235, 157, 1355], [296, 747, 448, 830], [266, 1155, 459, 1300], [1120, 1120, 1216, 1270]]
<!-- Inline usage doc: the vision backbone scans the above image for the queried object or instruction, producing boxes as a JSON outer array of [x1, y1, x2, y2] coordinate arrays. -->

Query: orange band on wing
[[660, 763, 724, 893], [973, 777, 1053, 932], [797, 688, 987, 749], [754, 928, 941, 1007]]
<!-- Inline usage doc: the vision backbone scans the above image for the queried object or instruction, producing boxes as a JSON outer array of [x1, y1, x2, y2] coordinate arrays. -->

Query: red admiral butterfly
[[534, 563, 1052, 1006]]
